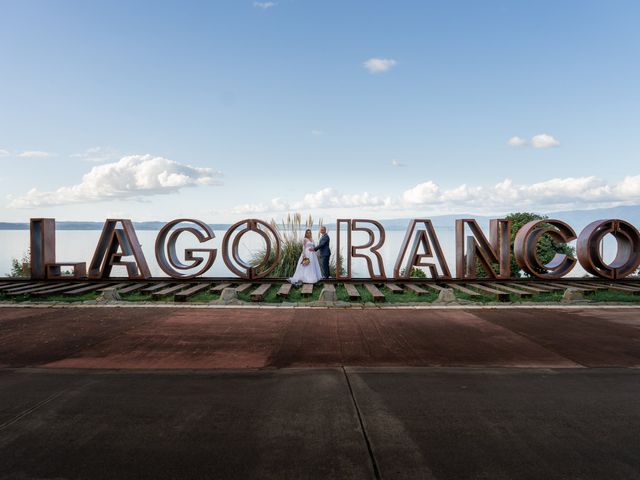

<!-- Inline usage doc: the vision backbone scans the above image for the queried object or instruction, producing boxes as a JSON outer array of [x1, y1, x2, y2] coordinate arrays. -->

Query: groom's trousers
[[320, 255, 330, 278]]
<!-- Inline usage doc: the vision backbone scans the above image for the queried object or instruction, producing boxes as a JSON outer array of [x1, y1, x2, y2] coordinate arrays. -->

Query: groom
[[314, 226, 331, 278]]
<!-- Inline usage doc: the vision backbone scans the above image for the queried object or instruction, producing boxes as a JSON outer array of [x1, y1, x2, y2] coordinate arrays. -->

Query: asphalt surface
[[1, 307, 639, 368], [1, 306, 640, 479], [1, 367, 640, 480]]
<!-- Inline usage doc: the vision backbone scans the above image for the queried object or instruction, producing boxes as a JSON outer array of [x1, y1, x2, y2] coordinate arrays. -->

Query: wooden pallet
[[4, 282, 48, 295], [364, 283, 385, 302], [235, 283, 253, 294], [140, 282, 173, 294], [445, 283, 480, 296], [27, 283, 85, 297], [344, 283, 360, 300], [424, 283, 447, 293], [0, 282, 33, 291], [97, 282, 130, 292], [174, 283, 211, 302], [505, 282, 552, 294], [548, 282, 595, 294], [404, 284, 428, 296], [277, 283, 292, 297], [487, 283, 532, 299], [527, 282, 565, 292], [250, 284, 271, 302], [211, 283, 233, 293], [152, 284, 188, 299], [301, 284, 314, 296], [62, 283, 110, 296], [117, 283, 150, 295], [468, 284, 510, 301], [385, 283, 403, 293]]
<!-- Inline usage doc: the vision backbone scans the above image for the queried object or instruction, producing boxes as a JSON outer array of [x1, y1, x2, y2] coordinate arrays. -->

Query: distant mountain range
[[1, 205, 639, 231]]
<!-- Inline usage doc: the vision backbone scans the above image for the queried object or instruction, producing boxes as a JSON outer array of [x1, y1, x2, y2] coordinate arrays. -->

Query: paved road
[[1, 307, 639, 368], [1, 306, 640, 479], [1, 367, 639, 479]]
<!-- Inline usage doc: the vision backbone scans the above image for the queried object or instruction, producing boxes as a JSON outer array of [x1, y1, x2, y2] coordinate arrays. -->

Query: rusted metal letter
[[155, 219, 216, 279], [455, 218, 511, 279], [29, 218, 56, 279], [88, 219, 151, 279], [221, 219, 281, 279], [30, 218, 87, 279], [393, 219, 451, 279], [335, 219, 386, 279], [513, 219, 576, 278], [577, 219, 640, 279]]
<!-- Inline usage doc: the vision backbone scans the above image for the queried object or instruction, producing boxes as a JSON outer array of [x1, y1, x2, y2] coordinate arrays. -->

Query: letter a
[[88, 219, 151, 279]]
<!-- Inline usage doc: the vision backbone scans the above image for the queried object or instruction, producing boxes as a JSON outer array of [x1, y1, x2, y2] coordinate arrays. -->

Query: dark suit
[[315, 233, 331, 278]]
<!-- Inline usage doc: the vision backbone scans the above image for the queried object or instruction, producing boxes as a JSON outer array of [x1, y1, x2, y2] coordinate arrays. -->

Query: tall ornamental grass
[[252, 213, 342, 278]]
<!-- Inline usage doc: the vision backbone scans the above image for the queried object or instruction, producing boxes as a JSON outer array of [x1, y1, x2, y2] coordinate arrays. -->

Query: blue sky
[[1, 0, 639, 222]]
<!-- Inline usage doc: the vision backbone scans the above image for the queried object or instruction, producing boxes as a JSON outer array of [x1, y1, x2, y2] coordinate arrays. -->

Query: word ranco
[[29, 217, 640, 281]]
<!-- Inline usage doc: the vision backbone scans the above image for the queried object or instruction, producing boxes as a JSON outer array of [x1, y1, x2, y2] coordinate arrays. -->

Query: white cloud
[[0, 149, 10, 157], [531, 133, 560, 149], [363, 58, 397, 73], [391, 159, 406, 167], [311, 129, 324, 136], [506, 136, 527, 147], [232, 175, 640, 217], [401, 175, 638, 210], [8, 154, 221, 208], [233, 187, 395, 214], [253, 1, 275, 9], [18, 150, 56, 158], [71, 146, 119, 163]]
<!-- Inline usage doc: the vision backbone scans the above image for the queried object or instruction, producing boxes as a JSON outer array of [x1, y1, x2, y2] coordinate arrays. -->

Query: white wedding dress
[[288, 238, 323, 284]]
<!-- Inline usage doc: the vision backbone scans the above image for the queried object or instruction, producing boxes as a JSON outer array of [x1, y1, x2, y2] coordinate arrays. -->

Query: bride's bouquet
[[301, 256, 310, 266]]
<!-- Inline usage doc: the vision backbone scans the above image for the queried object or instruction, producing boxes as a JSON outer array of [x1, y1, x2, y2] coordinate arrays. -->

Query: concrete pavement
[[1, 367, 640, 479], [1, 306, 640, 479]]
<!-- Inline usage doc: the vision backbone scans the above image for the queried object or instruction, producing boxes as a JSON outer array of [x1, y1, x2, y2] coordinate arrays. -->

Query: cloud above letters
[[18, 150, 57, 158], [8, 154, 221, 208], [363, 58, 397, 73], [507, 133, 560, 148], [233, 175, 640, 216]]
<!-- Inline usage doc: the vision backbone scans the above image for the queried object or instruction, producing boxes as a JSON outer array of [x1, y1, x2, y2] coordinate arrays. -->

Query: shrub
[[399, 266, 426, 278], [252, 213, 343, 278], [474, 212, 575, 278], [7, 250, 30, 277]]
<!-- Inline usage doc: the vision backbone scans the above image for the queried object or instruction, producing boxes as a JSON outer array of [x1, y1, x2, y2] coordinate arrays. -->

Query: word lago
[[29, 217, 640, 281]]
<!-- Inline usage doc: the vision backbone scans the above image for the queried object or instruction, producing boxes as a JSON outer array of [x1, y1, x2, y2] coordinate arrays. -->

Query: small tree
[[7, 250, 30, 277], [475, 213, 575, 278]]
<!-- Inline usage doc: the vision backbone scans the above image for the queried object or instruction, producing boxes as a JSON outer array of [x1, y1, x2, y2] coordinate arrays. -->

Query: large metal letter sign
[[455, 219, 511, 279], [514, 219, 576, 279], [155, 219, 217, 279], [394, 219, 451, 279], [88, 219, 151, 279], [335, 219, 386, 280], [221, 219, 281, 279], [577, 219, 640, 279], [30, 218, 56, 280]]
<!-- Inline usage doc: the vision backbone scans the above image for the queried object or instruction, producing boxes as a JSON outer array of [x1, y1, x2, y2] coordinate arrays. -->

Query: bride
[[288, 229, 323, 284]]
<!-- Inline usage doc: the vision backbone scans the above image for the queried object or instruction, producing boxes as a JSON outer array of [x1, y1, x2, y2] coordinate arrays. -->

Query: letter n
[[455, 219, 511, 279]]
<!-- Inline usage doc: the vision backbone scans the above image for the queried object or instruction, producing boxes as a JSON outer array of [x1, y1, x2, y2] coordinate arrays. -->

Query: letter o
[[577, 219, 640, 279], [221, 219, 281, 279]]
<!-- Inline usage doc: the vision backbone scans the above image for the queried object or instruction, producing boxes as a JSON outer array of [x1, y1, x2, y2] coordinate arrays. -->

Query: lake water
[[0, 226, 619, 278]]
